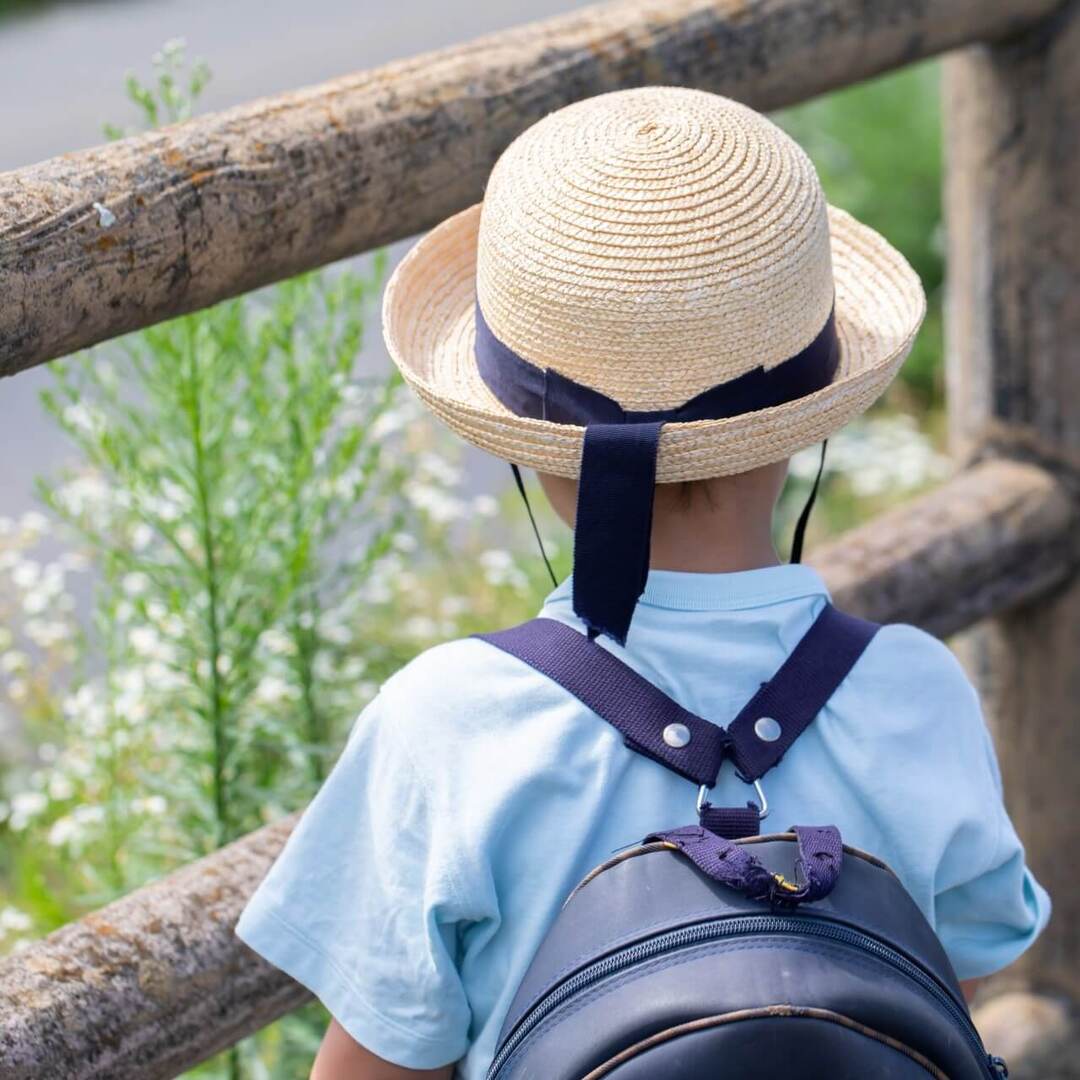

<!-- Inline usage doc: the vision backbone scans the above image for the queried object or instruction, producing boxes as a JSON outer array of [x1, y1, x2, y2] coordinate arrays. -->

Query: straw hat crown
[[476, 86, 835, 411], [383, 86, 924, 482]]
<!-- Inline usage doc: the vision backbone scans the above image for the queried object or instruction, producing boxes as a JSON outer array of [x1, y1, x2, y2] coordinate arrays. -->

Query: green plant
[[778, 62, 944, 408]]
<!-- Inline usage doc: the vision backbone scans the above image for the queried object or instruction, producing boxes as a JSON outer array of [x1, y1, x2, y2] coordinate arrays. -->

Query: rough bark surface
[[943, 0, 1080, 999], [0, 815, 306, 1080], [0, 459, 1074, 1079], [0, 0, 1063, 377], [812, 459, 1076, 638]]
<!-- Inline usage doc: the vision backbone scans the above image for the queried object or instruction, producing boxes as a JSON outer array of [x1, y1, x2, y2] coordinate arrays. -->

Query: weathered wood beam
[[0, 457, 1074, 1079], [0, 814, 307, 1080], [943, 0, 1080, 999], [0, 0, 1064, 378], [813, 458, 1077, 638]]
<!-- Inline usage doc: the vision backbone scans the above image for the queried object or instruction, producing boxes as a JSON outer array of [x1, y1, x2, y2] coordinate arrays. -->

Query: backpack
[[476, 604, 1008, 1080]]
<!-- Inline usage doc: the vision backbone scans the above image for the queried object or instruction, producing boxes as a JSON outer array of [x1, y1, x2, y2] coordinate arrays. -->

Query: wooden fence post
[[944, 0, 1080, 997]]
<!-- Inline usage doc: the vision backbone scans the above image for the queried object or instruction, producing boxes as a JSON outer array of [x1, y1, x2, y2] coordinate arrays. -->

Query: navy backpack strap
[[477, 617, 730, 787], [476, 602, 879, 839], [725, 604, 880, 782]]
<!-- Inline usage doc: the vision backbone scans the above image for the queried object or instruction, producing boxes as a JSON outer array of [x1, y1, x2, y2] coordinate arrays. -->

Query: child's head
[[384, 87, 924, 641]]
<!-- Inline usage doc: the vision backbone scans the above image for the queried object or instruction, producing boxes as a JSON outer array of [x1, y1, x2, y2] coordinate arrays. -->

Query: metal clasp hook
[[697, 778, 769, 821]]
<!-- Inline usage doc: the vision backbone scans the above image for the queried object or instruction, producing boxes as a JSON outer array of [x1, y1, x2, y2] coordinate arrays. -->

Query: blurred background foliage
[[0, 43, 947, 1079]]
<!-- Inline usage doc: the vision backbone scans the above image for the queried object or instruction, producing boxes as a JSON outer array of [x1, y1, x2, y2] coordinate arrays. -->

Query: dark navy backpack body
[[477, 605, 1007, 1080]]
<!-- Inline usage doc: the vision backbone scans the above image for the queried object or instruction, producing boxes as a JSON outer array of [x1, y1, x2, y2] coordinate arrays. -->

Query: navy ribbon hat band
[[474, 301, 840, 644]]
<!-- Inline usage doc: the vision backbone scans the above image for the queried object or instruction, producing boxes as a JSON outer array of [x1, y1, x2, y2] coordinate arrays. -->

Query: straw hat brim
[[383, 203, 926, 482]]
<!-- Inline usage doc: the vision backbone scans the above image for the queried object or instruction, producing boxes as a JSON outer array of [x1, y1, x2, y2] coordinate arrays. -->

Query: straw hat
[[383, 85, 925, 483]]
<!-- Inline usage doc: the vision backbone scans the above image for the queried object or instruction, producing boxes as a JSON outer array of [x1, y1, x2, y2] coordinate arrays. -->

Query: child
[[236, 86, 1050, 1079]]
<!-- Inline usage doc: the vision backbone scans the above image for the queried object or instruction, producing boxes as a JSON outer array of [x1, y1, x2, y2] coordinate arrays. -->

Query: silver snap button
[[662, 723, 691, 749], [754, 716, 782, 742]]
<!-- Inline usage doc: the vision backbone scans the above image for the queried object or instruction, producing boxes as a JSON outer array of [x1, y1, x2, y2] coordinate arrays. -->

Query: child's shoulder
[[374, 631, 556, 735], [840, 619, 986, 745], [861, 620, 974, 694], [864, 620, 971, 679]]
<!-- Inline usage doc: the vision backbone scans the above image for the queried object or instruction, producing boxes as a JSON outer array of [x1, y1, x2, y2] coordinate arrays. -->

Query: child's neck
[[646, 485, 781, 574]]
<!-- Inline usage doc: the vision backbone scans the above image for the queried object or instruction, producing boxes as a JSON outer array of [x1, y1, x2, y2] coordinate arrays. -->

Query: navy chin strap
[[573, 423, 663, 642], [477, 301, 840, 644]]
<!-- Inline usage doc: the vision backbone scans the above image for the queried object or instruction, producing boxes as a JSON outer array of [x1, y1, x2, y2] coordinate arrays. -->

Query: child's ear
[[535, 471, 578, 529]]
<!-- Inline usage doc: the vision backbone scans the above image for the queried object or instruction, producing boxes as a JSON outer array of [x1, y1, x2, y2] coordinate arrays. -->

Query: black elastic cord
[[789, 440, 828, 565], [510, 464, 558, 588]]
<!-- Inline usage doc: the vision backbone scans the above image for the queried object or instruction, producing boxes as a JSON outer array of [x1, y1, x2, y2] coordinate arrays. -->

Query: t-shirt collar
[[544, 563, 830, 613]]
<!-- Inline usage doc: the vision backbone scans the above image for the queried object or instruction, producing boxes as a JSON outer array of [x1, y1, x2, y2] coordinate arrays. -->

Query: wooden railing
[[1, 0, 1078, 1077]]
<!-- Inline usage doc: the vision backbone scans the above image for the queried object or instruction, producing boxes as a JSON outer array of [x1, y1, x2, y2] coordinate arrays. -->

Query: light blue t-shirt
[[236, 564, 1050, 1076]]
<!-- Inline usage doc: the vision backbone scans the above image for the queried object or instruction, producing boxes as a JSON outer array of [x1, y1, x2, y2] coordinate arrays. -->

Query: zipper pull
[[988, 1054, 1009, 1077]]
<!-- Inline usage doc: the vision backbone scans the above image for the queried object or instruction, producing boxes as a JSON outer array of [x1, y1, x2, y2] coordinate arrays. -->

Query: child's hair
[[677, 479, 718, 509]]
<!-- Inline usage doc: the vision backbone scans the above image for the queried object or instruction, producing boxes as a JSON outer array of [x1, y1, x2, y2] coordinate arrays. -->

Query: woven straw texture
[[383, 86, 926, 482]]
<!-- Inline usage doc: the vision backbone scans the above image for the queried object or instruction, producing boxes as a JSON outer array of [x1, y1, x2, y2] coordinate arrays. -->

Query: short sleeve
[[235, 691, 472, 1069], [929, 677, 1051, 980]]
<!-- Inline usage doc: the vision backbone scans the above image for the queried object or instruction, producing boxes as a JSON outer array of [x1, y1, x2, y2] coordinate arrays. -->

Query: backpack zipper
[[488, 914, 999, 1079]]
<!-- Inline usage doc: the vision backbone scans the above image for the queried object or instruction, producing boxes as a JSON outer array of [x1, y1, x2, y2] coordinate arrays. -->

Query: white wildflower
[[47, 816, 81, 848], [22, 588, 51, 615], [258, 628, 295, 656], [472, 494, 499, 517], [48, 774, 75, 801], [370, 406, 413, 440], [73, 804, 106, 826], [18, 511, 49, 539], [1, 651, 29, 674], [254, 675, 298, 706], [318, 619, 352, 646], [418, 452, 461, 488], [339, 657, 368, 680], [64, 685, 108, 737], [123, 571, 151, 597], [129, 626, 162, 657], [176, 525, 199, 553], [160, 613, 187, 639], [404, 481, 465, 524], [11, 560, 40, 590], [132, 795, 167, 816], [131, 523, 155, 551], [54, 474, 111, 517], [402, 615, 438, 640], [9, 791, 48, 831], [479, 549, 528, 591], [0, 907, 32, 934], [439, 595, 471, 618], [62, 402, 101, 434], [26, 620, 71, 648]]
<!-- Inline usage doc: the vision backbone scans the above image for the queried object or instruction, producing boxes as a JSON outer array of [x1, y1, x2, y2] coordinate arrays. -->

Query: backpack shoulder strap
[[475, 603, 879, 791], [725, 604, 879, 781], [477, 617, 729, 786]]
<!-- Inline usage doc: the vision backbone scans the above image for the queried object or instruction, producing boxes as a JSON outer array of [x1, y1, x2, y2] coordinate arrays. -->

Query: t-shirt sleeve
[[235, 689, 473, 1070], [925, 659, 1051, 981]]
